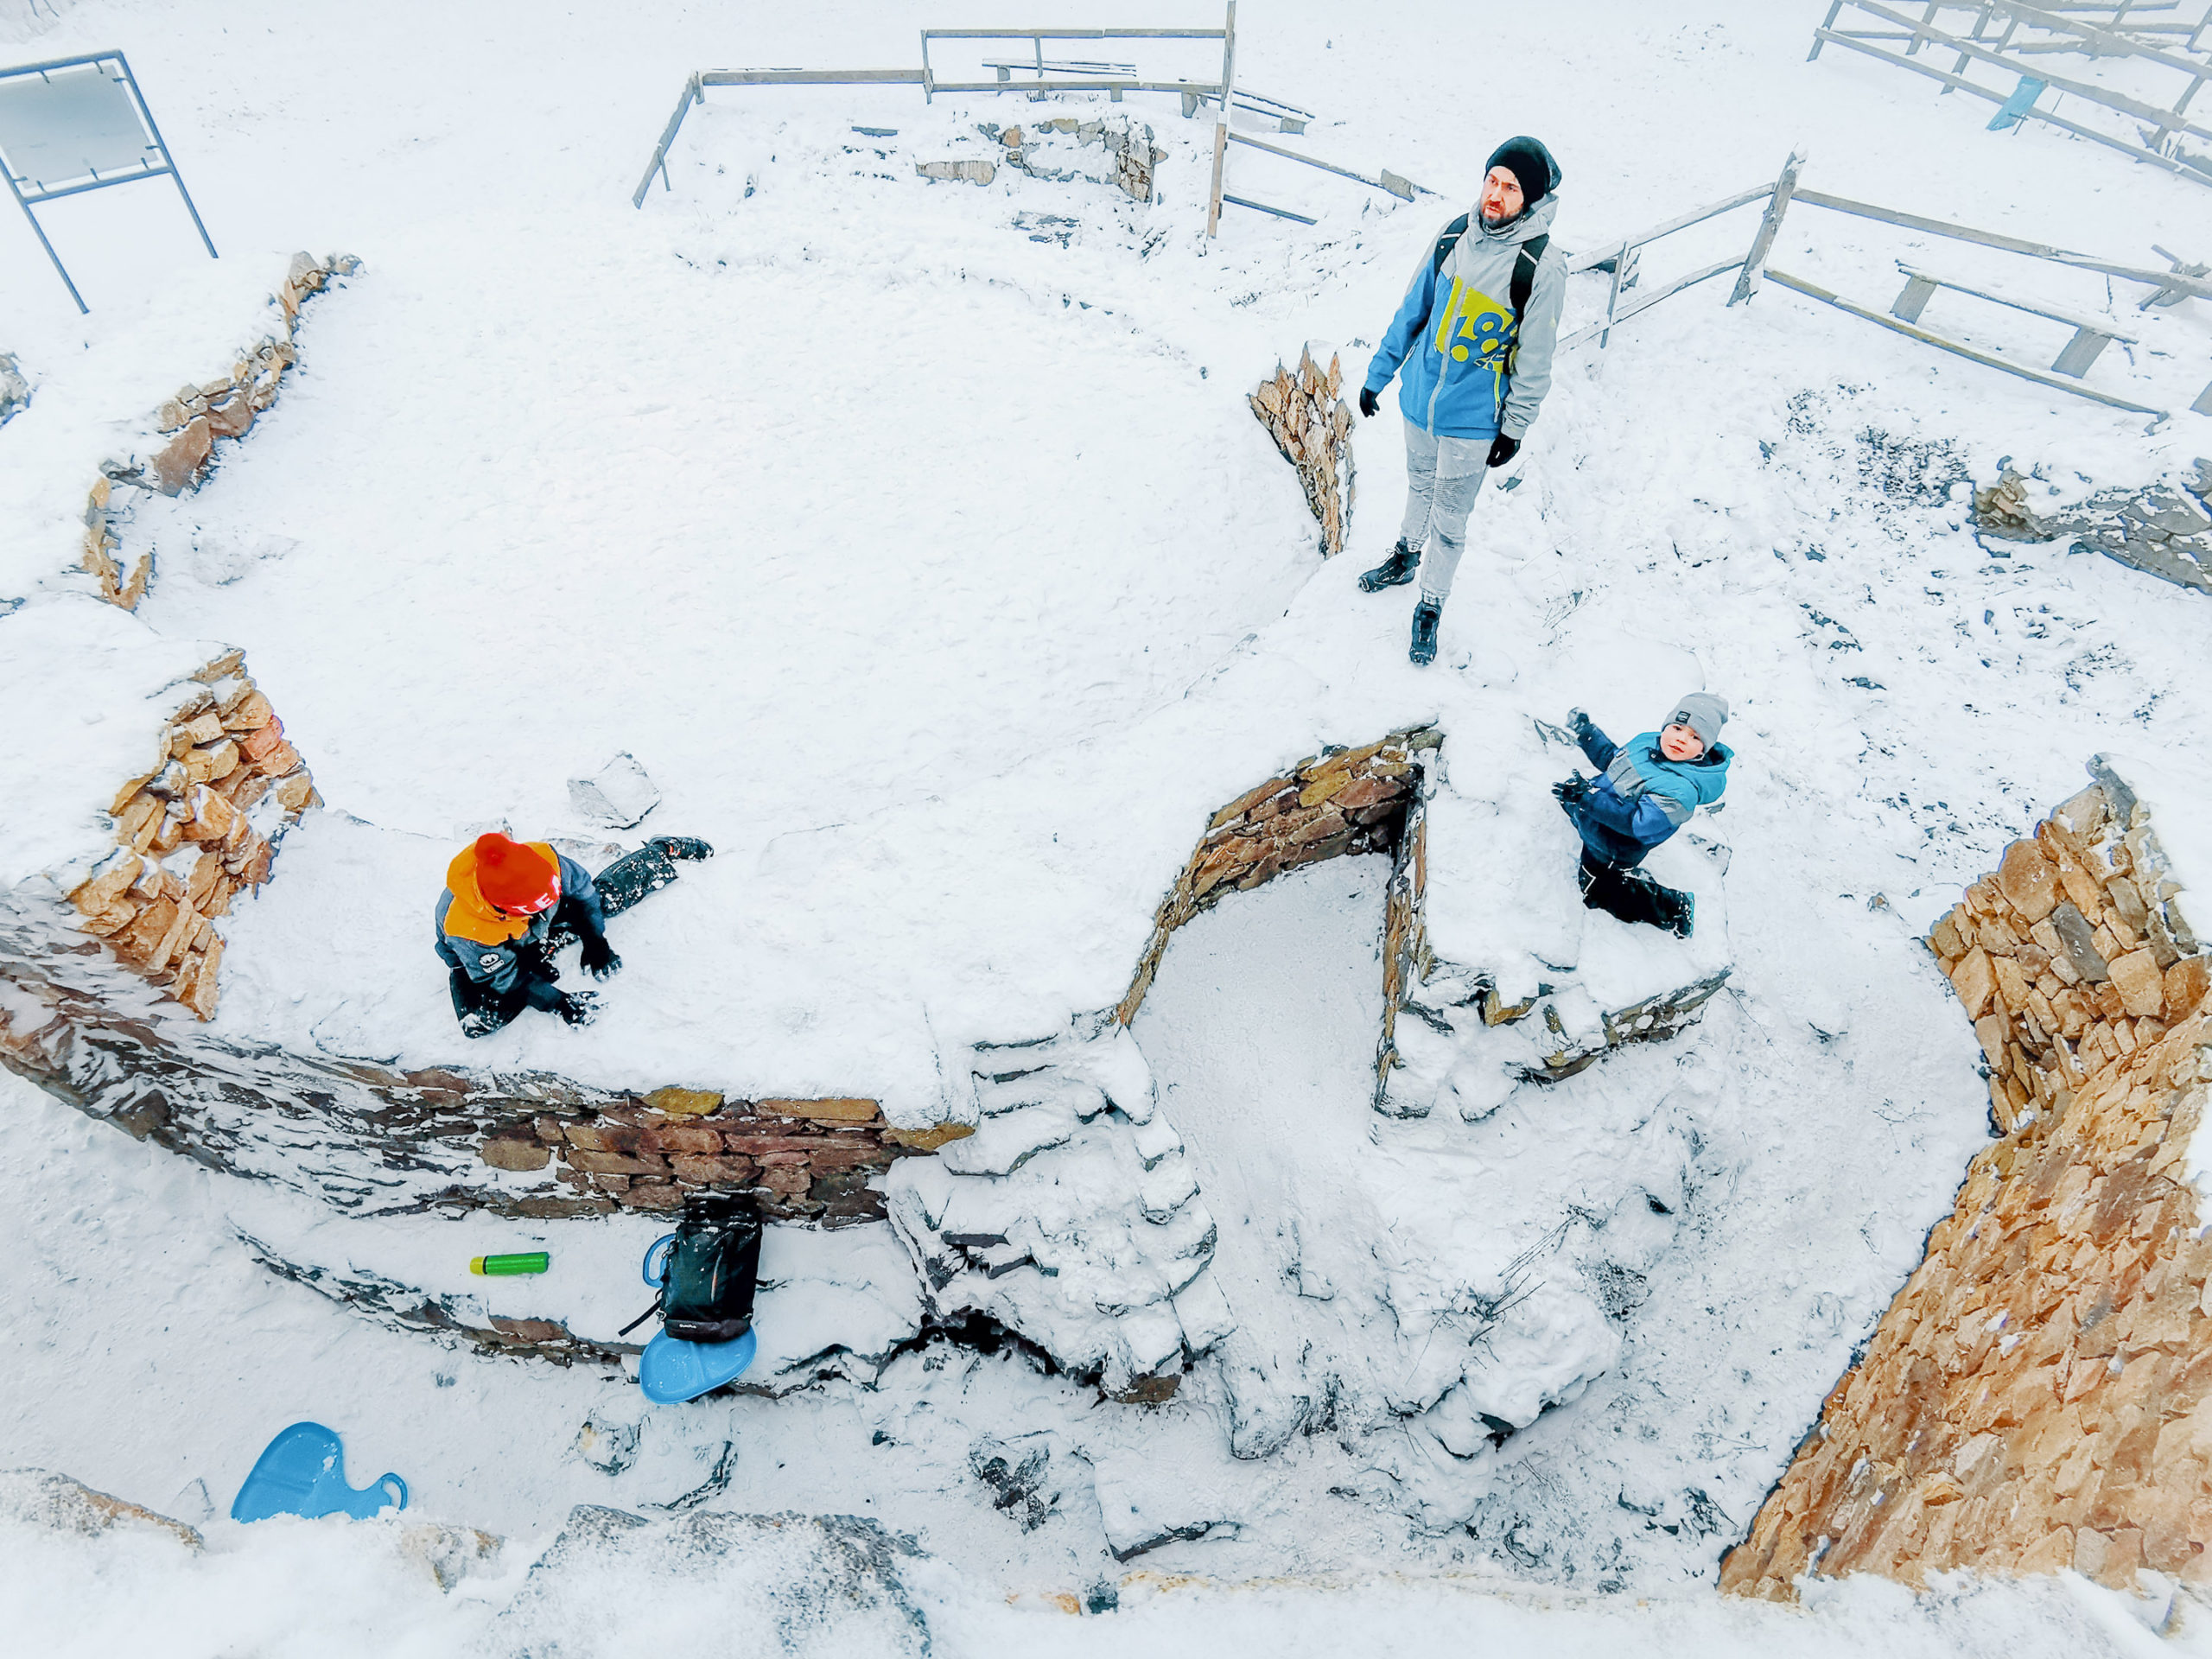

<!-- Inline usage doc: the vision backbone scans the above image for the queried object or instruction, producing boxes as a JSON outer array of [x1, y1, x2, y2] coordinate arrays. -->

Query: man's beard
[[1479, 204, 1522, 228]]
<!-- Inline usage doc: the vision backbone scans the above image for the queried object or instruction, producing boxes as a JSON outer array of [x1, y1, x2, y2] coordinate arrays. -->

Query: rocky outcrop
[[494, 1508, 933, 1656], [0, 352, 26, 428], [1974, 461, 2212, 595], [1722, 758, 2212, 1599], [0, 1469, 202, 1549]]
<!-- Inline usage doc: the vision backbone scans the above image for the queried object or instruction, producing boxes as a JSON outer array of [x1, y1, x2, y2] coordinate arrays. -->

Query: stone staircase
[[882, 1017, 1233, 1393]]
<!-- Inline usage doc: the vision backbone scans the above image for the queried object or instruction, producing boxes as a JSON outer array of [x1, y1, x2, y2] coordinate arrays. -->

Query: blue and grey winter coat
[[433, 851, 603, 993], [1363, 188, 1568, 442], [1567, 722, 1732, 868]]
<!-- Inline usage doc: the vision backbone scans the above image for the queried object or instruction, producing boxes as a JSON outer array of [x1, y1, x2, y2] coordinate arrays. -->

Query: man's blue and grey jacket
[[1566, 722, 1732, 867], [1362, 181, 1567, 442]]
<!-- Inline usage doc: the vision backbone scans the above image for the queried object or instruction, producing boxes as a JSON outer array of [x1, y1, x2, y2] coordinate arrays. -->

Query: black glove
[[1567, 709, 1594, 742], [1358, 386, 1380, 419], [1552, 774, 1592, 807], [1486, 432, 1521, 468], [580, 936, 622, 981]]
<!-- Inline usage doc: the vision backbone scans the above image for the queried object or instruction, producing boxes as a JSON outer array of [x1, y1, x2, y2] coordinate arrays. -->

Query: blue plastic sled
[[639, 1327, 759, 1404], [231, 1422, 408, 1522]]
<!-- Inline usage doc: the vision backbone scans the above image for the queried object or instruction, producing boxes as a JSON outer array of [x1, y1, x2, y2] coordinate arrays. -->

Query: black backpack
[[636, 1192, 762, 1344], [1431, 216, 1548, 372]]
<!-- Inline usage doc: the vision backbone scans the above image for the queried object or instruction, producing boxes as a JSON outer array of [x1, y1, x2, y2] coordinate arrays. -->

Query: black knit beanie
[[1484, 137, 1555, 207]]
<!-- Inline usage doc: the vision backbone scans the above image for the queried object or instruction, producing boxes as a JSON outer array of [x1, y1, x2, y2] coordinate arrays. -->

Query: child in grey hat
[[1552, 692, 1732, 937]]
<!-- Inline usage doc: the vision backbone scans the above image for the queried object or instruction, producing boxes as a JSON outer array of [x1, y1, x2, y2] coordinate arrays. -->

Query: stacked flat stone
[[1721, 762, 2212, 1600], [83, 251, 360, 609], [1249, 347, 1356, 556], [1934, 765, 2199, 1134], [65, 649, 318, 1019], [480, 1088, 944, 1225]]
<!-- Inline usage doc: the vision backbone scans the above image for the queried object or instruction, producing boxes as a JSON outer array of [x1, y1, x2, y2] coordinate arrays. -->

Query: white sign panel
[[0, 61, 158, 193]]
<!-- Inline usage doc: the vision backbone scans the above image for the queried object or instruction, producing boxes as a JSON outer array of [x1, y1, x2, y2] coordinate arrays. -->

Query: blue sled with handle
[[231, 1422, 407, 1522], [639, 1327, 760, 1403], [637, 1231, 760, 1404]]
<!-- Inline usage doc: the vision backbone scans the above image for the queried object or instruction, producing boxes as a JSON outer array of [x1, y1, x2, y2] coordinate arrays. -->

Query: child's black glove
[[1486, 433, 1521, 467], [1567, 709, 1594, 741], [580, 937, 623, 981], [1552, 774, 1592, 806], [1358, 386, 1380, 418]]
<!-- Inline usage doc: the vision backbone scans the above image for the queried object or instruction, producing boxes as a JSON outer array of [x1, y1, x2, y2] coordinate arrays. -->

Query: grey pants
[[1398, 420, 1490, 602]]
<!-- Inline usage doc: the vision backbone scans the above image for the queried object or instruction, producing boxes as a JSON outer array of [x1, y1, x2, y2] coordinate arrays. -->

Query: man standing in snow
[[1552, 693, 1732, 938], [434, 831, 620, 1038], [1354, 136, 1568, 667]]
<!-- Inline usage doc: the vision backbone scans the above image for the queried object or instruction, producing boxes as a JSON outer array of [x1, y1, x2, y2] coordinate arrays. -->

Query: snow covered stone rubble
[[886, 1022, 1233, 1392]]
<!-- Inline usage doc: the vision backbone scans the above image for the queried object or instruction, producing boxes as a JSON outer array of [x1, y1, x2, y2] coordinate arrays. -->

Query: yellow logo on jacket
[[1431, 279, 1513, 366]]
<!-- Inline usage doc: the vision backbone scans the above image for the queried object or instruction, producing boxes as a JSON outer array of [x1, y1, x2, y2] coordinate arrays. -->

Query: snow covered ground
[[3, 1068, 2207, 1659], [6, 0, 2212, 1650]]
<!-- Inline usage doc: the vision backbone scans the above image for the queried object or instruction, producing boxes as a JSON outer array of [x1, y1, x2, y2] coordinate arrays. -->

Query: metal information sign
[[0, 49, 216, 313]]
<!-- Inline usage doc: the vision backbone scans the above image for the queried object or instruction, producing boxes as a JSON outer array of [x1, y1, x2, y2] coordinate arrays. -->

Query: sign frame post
[[0, 48, 217, 314]]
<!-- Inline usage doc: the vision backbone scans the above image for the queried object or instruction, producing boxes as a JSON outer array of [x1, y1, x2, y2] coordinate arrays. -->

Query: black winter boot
[[1664, 887, 1696, 939], [1358, 540, 1421, 593], [1408, 598, 1442, 667]]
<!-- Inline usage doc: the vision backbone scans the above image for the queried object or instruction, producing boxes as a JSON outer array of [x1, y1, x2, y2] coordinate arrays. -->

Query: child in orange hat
[[433, 831, 618, 1038]]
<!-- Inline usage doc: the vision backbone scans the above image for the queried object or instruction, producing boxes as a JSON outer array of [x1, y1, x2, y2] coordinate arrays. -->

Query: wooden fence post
[[1727, 148, 1807, 306], [1206, 0, 1238, 238]]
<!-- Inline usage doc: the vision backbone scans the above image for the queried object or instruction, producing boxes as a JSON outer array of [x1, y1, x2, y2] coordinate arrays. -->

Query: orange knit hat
[[473, 833, 560, 913]]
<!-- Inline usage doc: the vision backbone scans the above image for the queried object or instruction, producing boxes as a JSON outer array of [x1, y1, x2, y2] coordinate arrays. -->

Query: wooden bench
[[983, 57, 1137, 100], [1178, 84, 1309, 132], [1889, 259, 2139, 377]]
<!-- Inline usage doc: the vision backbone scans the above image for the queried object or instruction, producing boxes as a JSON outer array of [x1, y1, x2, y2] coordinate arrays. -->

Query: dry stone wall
[[1721, 759, 2212, 1599], [1250, 346, 1355, 556], [84, 251, 358, 608], [483, 1089, 947, 1226], [0, 899, 932, 1231], [1115, 727, 1433, 1027], [62, 647, 317, 1019]]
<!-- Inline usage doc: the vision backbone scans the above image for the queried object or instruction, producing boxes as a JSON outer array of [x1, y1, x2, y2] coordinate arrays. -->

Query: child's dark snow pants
[[1576, 848, 1686, 932]]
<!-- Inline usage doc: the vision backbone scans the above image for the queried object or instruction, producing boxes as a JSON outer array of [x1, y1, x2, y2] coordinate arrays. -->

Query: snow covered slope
[[5, 0, 2212, 1644]]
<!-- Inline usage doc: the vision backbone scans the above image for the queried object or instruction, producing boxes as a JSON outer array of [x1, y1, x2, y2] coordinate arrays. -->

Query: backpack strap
[[1429, 213, 1471, 276], [1510, 233, 1548, 321], [1506, 232, 1550, 376]]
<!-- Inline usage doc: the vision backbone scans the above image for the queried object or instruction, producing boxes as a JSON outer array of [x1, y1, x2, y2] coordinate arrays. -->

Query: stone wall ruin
[[82, 251, 358, 608], [1249, 346, 1355, 556], [60, 647, 316, 1019], [1116, 728, 1429, 1030], [1721, 758, 2212, 1599]]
